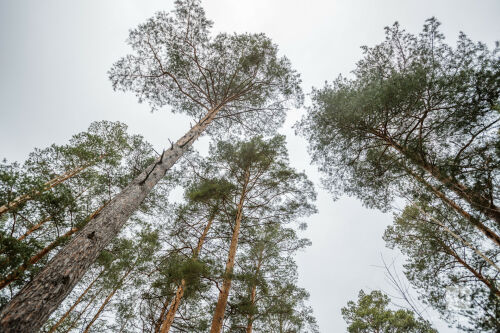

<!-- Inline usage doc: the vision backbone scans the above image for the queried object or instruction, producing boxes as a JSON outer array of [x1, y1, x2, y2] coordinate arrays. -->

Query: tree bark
[[48, 270, 103, 333], [0, 107, 221, 332], [158, 215, 215, 333], [0, 157, 100, 217], [210, 169, 250, 333]]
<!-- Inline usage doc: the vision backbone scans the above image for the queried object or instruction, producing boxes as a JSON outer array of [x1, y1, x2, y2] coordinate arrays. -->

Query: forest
[[0, 0, 498, 332]]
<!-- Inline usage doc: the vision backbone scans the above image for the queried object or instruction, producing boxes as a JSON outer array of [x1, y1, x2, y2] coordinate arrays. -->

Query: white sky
[[1, 1, 499, 331]]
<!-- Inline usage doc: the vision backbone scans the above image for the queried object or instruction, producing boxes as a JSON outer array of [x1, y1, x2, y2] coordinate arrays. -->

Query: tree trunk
[[0, 227, 79, 290], [158, 215, 215, 333], [159, 280, 186, 333], [17, 188, 88, 242], [210, 170, 250, 333], [405, 166, 500, 247], [413, 203, 500, 273], [385, 136, 500, 225], [83, 263, 135, 333], [0, 157, 101, 216], [246, 251, 263, 333], [0, 204, 106, 290], [48, 270, 103, 333], [440, 241, 500, 298], [0, 107, 221, 332], [17, 215, 52, 241]]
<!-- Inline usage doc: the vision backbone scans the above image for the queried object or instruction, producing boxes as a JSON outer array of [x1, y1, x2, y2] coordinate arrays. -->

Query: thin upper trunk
[[158, 215, 215, 333], [17, 215, 52, 241], [246, 250, 264, 333], [210, 169, 250, 333], [0, 204, 106, 290], [413, 203, 500, 273], [63, 287, 103, 333], [405, 165, 500, 247], [440, 241, 500, 298], [0, 157, 101, 217], [17, 188, 88, 242], [48, 270, 104, 333], [0, 106, 221, 332], [83, 263, 135, 333], [383, 133, 500, 225]]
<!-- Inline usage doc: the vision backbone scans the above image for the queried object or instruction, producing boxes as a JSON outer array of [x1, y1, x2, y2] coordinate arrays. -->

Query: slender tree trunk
[[385, 136, 500, 225], [18, 188, 88, 242], [413, 203, 500, 273], [83, 264, 135, 333], [0, 107, 221, 332], [158, 215, 215, 333], [210, 170, 250, 333], [405, 166, 500, 247], [0, 158, 100, 216], [0, 227, 79, 290], [48, 270, 104, 333], [17, 216, 52, 241], [159, 280, 186, 333], [0, 204, 106, 290], [63, 287, 103, 333], [246, 251, 263, 333], [440, 241, 500, 298]]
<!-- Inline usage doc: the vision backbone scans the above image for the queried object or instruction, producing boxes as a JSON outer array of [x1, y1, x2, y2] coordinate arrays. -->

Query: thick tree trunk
[[406, 166, 500, 247], [0, 107, 221, 332], [83, 263, 135, 333], [158, 215, 215, 333], [0, 157, 100, 216], [385, 136, 500, 225], [48, 270, 104, 333], [210, 170, 250, 333]]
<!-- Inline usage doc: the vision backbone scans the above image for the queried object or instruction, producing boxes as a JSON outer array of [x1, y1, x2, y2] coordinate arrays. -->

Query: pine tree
[[0, 1, 302, 329]]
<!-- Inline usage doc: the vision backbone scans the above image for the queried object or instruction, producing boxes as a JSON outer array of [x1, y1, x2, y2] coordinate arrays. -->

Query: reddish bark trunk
[[0, 158, 100, 216], [158, 215, 215, 333], [210, 170, 250, 333]]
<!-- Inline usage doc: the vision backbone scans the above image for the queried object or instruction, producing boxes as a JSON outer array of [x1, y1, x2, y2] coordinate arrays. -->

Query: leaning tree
[[0, 0, 302, 331]]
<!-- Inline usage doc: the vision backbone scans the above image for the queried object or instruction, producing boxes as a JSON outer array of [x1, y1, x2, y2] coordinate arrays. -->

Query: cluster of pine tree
[[0, 0, 498, 332], [298, 17, 500, 332], [0, 1, 318, 332]]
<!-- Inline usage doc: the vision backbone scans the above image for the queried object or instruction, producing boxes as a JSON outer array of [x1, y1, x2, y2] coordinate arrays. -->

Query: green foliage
[[342, 290, 437, 333], [109, 0, 303, 137]]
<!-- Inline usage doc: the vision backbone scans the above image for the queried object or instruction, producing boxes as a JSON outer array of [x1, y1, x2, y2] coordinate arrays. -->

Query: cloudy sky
[[1, 0, 499, 331]]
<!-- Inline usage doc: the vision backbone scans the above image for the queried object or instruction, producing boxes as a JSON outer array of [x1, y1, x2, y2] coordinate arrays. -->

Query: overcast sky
[[1, 1, 499, 332]]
